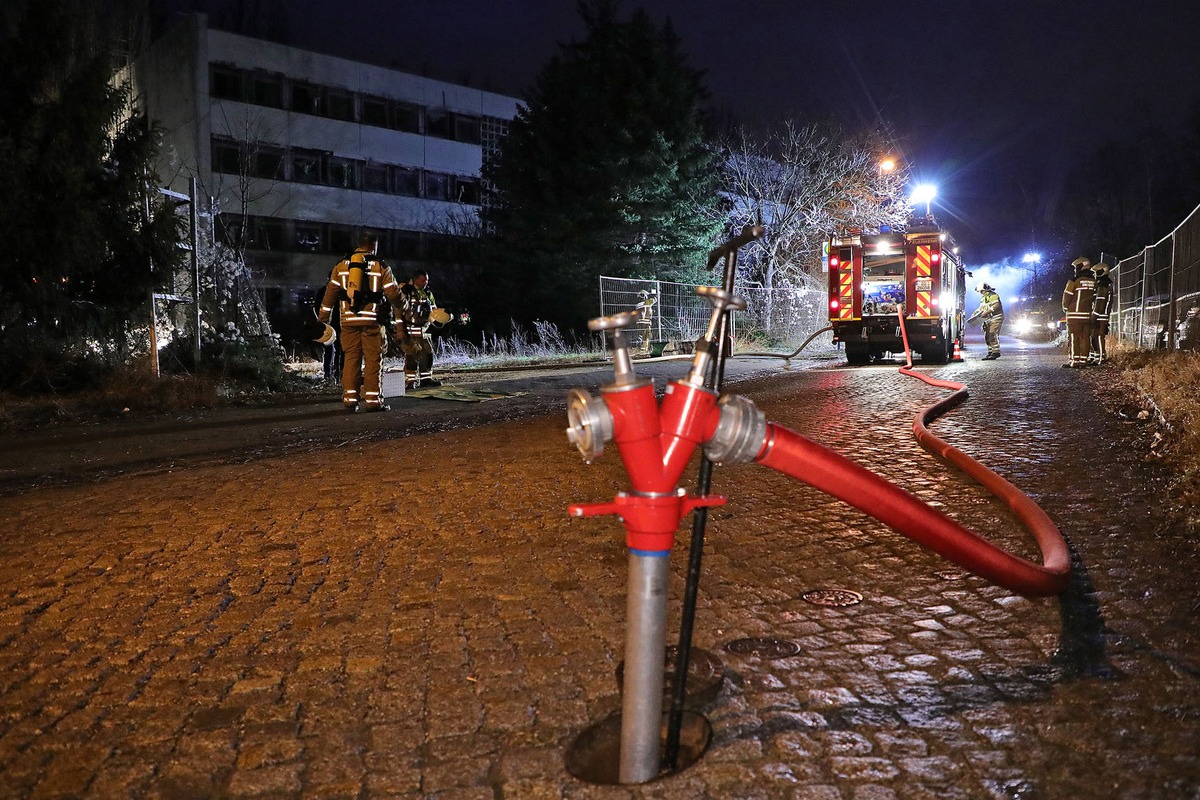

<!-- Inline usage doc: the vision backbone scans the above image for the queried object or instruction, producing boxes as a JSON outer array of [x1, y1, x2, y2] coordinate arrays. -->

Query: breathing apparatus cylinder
[[346, 261, 366, 311]]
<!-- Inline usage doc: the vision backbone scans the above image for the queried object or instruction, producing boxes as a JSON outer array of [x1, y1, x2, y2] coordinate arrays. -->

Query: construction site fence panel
[[598, 276, 830, 352], [1104, 200, 1200, 351]]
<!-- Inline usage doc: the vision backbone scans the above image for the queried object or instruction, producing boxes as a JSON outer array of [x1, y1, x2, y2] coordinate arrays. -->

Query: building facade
[[130, 12, 520, 333]]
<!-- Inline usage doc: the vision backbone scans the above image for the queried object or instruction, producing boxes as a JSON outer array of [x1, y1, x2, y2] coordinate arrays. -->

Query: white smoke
[[966, 259, 1052, 310]]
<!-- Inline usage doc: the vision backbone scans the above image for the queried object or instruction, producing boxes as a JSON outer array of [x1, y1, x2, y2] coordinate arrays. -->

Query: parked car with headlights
[[1010, 309, 1057, 341]]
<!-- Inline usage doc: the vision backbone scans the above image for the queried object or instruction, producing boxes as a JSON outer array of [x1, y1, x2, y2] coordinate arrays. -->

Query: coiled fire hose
[[886, 308, 1071, 595]]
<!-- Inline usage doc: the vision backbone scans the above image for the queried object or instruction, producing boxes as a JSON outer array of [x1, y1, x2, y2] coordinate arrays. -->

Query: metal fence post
[[655, 279, 663, 343], [1168, 231, 1179, 349], [191, 177, 201, 365], [1140, 246, 1152, 348]]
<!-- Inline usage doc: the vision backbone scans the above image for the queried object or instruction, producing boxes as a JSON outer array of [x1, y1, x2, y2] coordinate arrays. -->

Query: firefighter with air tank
[[966, 283, 1005, 360], [315, 232, 408, 412]]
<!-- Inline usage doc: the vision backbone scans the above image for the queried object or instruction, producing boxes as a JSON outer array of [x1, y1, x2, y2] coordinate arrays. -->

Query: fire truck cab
[[827, 221, 966, 365]]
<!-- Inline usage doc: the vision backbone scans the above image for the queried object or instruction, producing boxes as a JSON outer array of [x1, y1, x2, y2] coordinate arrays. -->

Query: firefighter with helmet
[[635, 288, 657, 353], [1062, 256, 1097, 368], [399, 269, 449, 389], [966, 283, 1005, 359], [316, 232, 409, 412], [1090, 262, 1113, 364]]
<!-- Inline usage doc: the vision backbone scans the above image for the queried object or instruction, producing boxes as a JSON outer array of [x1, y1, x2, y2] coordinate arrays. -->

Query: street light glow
[[1022, 252, 1042, 298]]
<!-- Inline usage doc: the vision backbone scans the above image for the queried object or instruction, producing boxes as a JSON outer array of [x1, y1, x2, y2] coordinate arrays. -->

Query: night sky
[[157, 0, 1200, 268]]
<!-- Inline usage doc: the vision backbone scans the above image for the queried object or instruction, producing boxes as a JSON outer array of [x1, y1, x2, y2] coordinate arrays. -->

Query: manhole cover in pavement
[[723, 637, 801, 659], [801, 589, 863, 607]]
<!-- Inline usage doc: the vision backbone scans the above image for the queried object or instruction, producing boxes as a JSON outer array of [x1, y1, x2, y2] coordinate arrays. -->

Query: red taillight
[[931, 251, 941, 263], [931, 297, 939, 306], [830, 299, 840, 310], [829, 256, 840, 268]]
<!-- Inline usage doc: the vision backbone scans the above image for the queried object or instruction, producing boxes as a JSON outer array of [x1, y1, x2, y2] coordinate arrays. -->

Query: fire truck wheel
[[922, 342, 950, 365], [845, 342, 870, 365]]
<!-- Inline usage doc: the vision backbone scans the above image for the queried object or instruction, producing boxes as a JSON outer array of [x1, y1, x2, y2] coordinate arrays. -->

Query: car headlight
[[1013, 318, 1033, 334]]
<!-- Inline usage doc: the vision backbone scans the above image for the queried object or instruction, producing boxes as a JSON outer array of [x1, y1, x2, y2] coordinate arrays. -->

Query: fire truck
[[827, 221, 966, 365]]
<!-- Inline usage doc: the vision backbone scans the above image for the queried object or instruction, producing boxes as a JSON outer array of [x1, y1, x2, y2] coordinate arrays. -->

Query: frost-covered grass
[[430, 320, 604, 368]]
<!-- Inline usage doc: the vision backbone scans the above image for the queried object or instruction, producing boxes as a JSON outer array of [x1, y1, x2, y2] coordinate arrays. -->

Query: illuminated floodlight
[[1022, 252, 1041, 265], [910, 184, 937, 215]]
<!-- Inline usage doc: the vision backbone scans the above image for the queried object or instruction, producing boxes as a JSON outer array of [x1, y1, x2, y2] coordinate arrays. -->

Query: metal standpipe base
[[620, 551, 670, 783], [564, 709, 712, 786], [565, 548, 714, 786]]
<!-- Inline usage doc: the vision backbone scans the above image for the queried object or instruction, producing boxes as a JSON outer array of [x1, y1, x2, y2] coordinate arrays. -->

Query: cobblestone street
[[1, 339, 1197, 799]]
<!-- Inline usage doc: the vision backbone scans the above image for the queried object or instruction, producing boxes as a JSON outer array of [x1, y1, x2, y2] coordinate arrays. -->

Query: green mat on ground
[[402, 385, 528, 402]]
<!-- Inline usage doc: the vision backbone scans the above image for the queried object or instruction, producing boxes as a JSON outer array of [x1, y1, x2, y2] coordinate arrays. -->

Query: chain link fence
[[598, 276, 830, 353], [1105, 201, 1200, 351]]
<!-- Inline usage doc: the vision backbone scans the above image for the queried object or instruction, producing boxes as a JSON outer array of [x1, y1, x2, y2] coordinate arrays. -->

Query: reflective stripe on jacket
[[1062, 274, 1096, 320], [318, 250, 404, 328], [402, 283, 437, 336], [1093, 275, 1112, 319]]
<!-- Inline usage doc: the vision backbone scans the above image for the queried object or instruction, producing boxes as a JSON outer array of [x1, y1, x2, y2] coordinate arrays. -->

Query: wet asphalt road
[[0, 355, 790, 494], [1, 333, 1197, 799]]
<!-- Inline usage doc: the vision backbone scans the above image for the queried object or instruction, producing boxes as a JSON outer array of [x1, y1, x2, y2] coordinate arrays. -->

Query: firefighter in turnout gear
[[1062, 257, 1097, 368], [399, 269, 445, 389], [966, 283, 1005, 359], [317, 233, 408, 411], [1090, 263, 1113, 364], [635, 288, 657, 354]]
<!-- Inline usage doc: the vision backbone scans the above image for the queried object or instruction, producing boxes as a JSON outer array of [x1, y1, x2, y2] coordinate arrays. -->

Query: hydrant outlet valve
[[565, 388, 613, 462], [704, 394, 769, 465], [569, 489, 726, 553]]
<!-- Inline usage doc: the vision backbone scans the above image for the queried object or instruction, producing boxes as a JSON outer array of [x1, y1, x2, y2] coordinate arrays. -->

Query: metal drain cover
[[801, 589, 863, 607], [723, 637, 801, 659]]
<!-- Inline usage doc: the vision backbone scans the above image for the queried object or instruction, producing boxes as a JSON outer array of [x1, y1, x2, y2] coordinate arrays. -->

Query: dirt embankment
[[1095, 348, 1200, 525]]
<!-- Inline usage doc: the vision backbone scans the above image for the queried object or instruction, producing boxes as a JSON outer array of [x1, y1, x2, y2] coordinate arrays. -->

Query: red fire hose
[[753, 317, 1069, 597], [885, 310, 1070, 595], [755, 424, 1069, 596]]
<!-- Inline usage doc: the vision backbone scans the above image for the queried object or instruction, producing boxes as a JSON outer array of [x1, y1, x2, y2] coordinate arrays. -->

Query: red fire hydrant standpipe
[[568, 288, 738, 783], [566, 234, 1070, 783]]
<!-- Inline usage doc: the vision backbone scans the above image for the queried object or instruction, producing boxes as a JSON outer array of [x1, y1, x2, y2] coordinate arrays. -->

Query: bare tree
[[421, 204, 484, 240], [206, 107, 291, 260], [718, 120, 910, 290]]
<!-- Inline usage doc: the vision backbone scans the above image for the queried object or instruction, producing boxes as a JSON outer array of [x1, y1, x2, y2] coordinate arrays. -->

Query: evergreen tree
[[483, 0, 722, 333], [0, 0, 180, 392]]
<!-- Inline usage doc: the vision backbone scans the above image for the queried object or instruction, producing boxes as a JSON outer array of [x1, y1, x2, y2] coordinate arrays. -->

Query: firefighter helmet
[[429, 307, 452, 325], [974, 283, 993, 293], [315, 322, 337, 346], [1093, 263, 1109, 278], [1071, 256, 1092, 269]]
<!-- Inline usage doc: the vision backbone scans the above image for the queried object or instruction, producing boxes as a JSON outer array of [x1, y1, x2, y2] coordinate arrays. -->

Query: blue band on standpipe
[[630, 548, 670, 558]]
